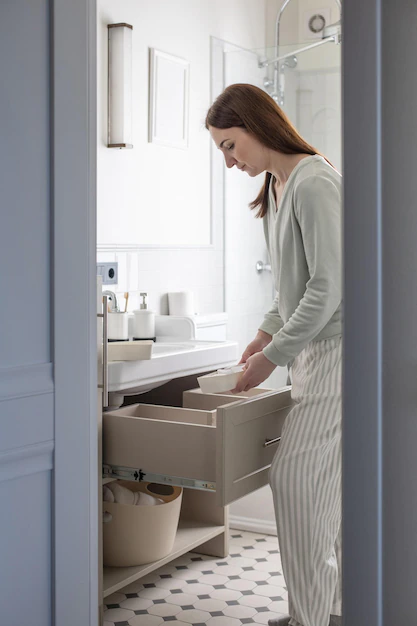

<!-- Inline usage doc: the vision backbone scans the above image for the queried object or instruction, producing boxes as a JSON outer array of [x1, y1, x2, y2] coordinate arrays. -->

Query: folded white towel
[[104, 482, 163, 506], [138, 492, 164, 506], [107, 483, 135, 505], [103, 485, 114, 503]]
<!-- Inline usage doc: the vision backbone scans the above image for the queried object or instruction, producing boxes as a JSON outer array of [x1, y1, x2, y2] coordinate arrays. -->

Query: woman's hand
[[239, 330, 272, 364], [232, 351, 276, 393]]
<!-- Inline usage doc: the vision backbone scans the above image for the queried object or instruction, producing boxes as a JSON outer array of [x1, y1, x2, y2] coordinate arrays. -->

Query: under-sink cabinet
[[99, 377, 293, 620]]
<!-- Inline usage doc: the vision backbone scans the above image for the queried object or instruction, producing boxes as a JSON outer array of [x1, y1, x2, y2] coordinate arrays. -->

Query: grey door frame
[[343, 0, 417, 624], [342, 0, 383, 620], [53, 1, 98, 624]]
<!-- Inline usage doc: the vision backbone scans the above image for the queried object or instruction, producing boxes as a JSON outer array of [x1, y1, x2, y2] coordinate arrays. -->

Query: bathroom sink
[[107, 338, 239, 397], [152, 340, 221, 355], [152, 342, 193, 355]]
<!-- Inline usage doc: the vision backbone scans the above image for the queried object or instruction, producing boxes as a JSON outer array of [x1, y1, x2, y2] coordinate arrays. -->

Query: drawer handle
[[264, 436, 281, 448]]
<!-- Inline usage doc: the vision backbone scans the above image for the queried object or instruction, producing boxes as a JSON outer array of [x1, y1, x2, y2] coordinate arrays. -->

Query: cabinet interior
[[100, 375, 284, 608]]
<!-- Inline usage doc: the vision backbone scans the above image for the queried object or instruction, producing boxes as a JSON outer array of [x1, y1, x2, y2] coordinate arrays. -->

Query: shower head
[[283, 54, 298, 69]]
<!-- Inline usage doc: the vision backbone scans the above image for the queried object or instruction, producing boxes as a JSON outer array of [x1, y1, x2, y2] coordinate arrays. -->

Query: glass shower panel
[[220, 38, 341, 390], [221, 44, 288, 390], [264, 39, 340, 169], [224, 39, 341, 170]]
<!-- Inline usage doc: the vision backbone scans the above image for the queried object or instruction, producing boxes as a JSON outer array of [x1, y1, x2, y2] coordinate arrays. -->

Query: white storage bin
[[197, 365, 245, 394], [103, 481, 183, 567]]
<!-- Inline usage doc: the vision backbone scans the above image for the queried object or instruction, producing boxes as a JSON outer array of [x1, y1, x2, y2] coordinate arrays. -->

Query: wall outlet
[[97, 262, 118, 285]]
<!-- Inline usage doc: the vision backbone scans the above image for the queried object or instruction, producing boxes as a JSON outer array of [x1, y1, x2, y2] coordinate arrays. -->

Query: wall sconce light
[[107, 23, 133, 148]]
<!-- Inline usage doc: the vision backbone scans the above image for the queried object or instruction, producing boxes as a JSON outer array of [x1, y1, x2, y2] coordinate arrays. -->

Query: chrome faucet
[[102, 290, 118, 312]]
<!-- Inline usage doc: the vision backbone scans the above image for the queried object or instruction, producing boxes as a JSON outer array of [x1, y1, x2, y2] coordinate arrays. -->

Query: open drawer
[[103, 386, 293, 506]]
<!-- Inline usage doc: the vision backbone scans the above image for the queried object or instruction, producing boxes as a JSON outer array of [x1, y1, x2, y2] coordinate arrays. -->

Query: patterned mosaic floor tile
[[103, 530, 288, 626]]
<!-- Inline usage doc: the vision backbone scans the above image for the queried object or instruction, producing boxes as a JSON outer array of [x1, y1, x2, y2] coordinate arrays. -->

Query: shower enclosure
[[223, 25, 342, 170], [262, 0, 341, 108], [211, 15, 342, 533], [210, 23, 342, 532], [211, 19, 342, 395]]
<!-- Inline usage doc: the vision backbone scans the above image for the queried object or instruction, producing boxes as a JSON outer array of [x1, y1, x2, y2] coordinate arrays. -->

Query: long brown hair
[[205, 83, 332, 218]]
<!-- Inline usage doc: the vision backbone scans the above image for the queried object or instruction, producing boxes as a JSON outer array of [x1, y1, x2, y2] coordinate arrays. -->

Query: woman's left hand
[[232, 351, 276, 393]]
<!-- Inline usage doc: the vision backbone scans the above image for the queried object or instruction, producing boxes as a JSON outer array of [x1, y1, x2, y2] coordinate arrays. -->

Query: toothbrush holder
[[108, 312, 129, 341]]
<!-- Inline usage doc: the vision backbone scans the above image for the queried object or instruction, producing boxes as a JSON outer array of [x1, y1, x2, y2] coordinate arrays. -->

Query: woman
[[206, 84, 342, 626]]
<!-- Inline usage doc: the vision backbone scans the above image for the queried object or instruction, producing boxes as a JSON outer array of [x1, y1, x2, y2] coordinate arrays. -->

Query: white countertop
[[108, 339, 239, 394]]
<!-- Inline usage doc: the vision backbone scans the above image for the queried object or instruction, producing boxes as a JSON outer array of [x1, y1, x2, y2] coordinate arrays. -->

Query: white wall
[[97, 0, 267, 315]]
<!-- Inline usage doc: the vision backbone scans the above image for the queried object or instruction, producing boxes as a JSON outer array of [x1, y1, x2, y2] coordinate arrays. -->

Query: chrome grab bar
[[256, 260, 272, 273], [97, 295, 109, 408]]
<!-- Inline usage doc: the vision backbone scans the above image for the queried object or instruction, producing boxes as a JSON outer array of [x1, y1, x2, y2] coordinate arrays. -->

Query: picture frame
[[148, 48, 189, 149]]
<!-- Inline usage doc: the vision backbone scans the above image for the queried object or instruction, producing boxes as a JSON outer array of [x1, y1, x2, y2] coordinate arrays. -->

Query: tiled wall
[[97, 248, 224, 315]]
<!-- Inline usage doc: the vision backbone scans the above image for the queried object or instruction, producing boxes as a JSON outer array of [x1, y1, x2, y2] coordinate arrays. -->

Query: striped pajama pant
[[269, 335, 342, 626]]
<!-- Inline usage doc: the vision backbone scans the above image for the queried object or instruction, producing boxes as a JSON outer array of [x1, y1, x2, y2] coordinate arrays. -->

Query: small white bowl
[[197, 365, 244, 394]]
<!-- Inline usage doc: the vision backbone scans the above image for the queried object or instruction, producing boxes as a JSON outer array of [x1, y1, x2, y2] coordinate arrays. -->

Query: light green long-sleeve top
[[259, 155, 342, 367]]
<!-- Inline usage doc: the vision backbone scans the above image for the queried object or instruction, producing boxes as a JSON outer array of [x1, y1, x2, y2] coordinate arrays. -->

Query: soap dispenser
[[133, 292, 156, 341]]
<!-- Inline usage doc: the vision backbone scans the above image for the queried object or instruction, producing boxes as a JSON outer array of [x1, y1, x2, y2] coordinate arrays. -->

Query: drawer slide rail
[[103, 464, 216, 492]]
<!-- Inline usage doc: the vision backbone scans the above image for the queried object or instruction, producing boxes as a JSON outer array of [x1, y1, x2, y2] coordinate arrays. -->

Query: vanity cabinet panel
[[100, 381, 294, 607]]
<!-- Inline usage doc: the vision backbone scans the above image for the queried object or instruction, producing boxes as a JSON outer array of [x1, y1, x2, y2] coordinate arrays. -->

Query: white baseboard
[[229, 514, 277, 537]]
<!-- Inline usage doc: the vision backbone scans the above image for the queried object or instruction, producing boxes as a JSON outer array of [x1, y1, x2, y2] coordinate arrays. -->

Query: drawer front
[[183, 387, 276, 411], [216, 387, 293, 506]]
